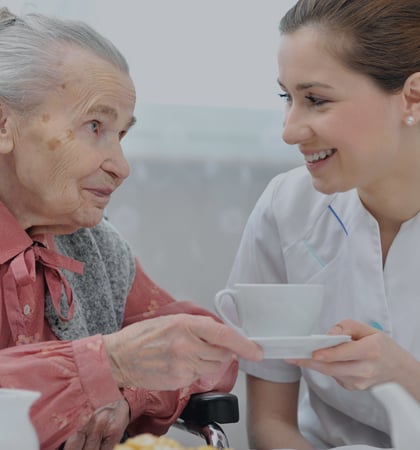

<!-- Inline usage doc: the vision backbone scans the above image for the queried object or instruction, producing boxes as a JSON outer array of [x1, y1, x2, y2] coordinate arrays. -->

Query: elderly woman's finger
[[63, 431, 86, 450], [189, 316, 263, 361]]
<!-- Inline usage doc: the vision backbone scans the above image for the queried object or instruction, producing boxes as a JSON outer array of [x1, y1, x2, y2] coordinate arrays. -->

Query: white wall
[[6, 0, 296, 110]]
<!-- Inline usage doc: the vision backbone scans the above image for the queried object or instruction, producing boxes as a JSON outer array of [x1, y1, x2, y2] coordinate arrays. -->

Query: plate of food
[[114, 433, 232, 450]]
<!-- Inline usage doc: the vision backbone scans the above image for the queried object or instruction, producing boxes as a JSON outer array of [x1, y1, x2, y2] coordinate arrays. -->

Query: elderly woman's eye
[[88, 120, 100, 133]]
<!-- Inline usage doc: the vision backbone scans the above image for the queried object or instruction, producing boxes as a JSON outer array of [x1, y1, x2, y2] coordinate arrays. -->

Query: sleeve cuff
[[121, 387, 148, 420], [72, 335, 122, 409]]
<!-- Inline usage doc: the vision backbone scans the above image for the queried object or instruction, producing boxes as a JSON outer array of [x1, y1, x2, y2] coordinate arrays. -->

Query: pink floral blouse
[[0, 204, 237, 450]]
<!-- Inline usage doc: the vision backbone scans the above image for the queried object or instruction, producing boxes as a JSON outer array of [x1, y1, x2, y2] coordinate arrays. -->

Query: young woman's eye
[[278, 92, 292, 103], [88, 120, 100, 134], [305, 95, 329, 106]]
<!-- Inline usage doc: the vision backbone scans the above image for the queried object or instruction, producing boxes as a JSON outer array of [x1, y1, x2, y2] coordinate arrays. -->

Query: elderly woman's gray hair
[[0, 7, 129, 114]]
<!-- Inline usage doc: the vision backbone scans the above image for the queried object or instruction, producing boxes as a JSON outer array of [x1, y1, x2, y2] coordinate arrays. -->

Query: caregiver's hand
[[63, 398, 129, 450], [286, 319, 418, 392], [103, 313, 263, 390]]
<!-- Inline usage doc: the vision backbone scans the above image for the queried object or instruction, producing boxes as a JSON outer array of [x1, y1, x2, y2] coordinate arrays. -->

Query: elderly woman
[[0, 8, 262, 450]]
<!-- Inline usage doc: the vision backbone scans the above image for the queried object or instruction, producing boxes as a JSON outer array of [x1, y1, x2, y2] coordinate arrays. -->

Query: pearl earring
[[406, 116, 416, 126]]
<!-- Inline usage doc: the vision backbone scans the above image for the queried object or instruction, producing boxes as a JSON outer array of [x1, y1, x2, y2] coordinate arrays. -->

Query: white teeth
[[305, 149, 333, 163]]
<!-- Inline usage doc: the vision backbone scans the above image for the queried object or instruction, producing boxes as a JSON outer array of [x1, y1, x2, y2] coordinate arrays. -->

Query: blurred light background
[[5, 1, 301, 448]]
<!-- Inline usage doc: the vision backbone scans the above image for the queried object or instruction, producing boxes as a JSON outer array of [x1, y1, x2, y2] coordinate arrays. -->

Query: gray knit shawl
[[45, 219, 136, 340]]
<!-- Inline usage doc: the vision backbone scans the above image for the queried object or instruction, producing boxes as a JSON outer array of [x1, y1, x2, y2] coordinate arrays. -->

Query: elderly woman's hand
[[63, 398, 129, 450], [286, 319, 420, 396], [103, 313, 263, 390]]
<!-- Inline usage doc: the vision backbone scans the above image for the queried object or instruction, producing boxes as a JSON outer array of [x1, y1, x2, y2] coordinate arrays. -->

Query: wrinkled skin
[[0, 46, 136, 236], [103, 313, 263, 391], [64, 313, 262, 449], [64, 399, 129, 450]]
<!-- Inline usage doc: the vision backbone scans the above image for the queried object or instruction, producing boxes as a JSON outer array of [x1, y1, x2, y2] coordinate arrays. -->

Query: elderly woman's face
[[9, 46, 136, 234]]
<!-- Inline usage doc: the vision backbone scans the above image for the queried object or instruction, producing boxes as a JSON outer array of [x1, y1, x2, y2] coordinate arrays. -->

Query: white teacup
[[214, 283, 324, 337]]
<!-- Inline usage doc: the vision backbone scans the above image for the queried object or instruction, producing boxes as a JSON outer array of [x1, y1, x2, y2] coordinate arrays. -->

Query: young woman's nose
[[282, 108, 313, 145]]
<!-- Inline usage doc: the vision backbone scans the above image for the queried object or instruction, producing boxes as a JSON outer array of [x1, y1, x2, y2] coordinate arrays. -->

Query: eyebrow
[[87, 104, 137, 130], [277, 79, 333, 91]]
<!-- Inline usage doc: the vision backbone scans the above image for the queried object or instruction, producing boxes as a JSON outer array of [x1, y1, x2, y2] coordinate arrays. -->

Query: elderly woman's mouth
[[85, 187, 114, 197], [84, 188, 114, 206]]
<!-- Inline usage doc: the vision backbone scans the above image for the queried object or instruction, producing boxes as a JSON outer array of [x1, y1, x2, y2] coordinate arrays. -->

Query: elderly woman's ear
[[0, 104, 14, 154]]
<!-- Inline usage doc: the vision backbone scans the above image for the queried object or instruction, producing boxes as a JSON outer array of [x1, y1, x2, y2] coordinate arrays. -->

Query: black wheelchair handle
[[179, 391, 239, 426]]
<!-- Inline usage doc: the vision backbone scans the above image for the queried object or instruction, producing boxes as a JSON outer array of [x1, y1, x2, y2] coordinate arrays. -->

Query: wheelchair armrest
[[179, 391, 239, 427]]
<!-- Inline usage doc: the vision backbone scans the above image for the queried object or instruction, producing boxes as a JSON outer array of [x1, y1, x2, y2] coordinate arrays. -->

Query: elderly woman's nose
[[282, 110, 313, 145], [102, 144, 130, 180]]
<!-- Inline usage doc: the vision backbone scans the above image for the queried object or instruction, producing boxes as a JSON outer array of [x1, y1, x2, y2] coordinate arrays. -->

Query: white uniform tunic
[[228, 165, 420, 449]]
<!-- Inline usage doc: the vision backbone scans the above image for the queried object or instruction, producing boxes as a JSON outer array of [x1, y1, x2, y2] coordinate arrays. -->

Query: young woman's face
[[278, 26, 406, 195]]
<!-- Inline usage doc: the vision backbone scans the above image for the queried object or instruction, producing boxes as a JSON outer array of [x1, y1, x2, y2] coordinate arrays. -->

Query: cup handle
[[214, 289, 244, 334]]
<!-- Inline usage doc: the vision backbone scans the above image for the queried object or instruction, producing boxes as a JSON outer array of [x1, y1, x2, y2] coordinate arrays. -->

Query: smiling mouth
[[304, 148, 337, 163]]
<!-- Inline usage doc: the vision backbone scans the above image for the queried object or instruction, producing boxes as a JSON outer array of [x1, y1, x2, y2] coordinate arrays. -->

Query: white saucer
[[250, 334, 351, 359]]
